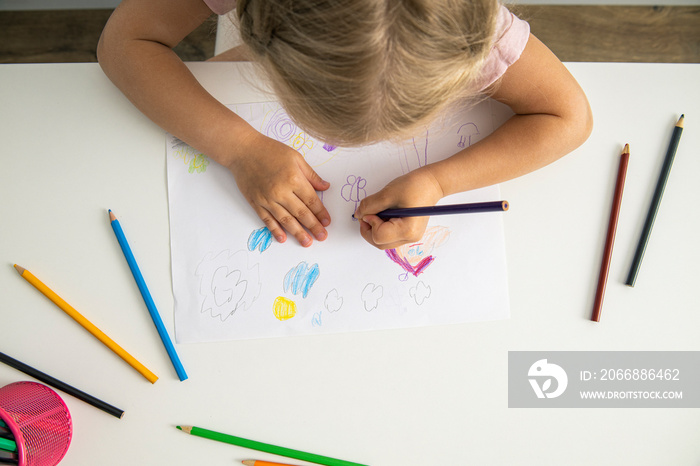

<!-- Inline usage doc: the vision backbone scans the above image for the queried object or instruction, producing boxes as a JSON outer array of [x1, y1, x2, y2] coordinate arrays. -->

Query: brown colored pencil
[[591, 144, 630, 322]]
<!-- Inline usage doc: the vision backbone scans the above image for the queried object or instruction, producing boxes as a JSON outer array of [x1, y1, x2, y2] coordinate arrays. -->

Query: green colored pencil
[[176, 425, 368, 466], [0, 435, 16, 453]]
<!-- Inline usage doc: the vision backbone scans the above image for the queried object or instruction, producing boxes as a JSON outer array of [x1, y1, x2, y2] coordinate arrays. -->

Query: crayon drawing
[[324, 289, 343, 313], [361, 283, 383, 312], [171, 137, 210, 174], [167, 99, 511, 342], [195, 250, 261, 322], [273, 296, 297, 321], [341, 175, 368, 216], [284, 262, 320, 299], [457, 123, 480, 148], [409, 281, 431, 305], [385, 226, 451, 281], [248, 227, 273, 253]]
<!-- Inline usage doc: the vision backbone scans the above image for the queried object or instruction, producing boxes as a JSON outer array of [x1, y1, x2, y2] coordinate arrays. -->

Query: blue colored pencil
[[109, 210, 188, 381], [375, 200, 509, 219]]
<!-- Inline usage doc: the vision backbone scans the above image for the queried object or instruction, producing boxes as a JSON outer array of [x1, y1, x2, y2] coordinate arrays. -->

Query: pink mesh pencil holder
[[0, 382, 72, 466]]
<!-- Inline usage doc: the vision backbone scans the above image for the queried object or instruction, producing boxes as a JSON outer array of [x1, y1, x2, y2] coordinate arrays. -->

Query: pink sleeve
[[203, 0, 236, 15], [476, 4, 531, 91]]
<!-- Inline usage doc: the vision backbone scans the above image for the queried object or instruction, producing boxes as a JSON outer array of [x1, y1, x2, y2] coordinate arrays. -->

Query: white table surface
[[1, 62, 698, 466]]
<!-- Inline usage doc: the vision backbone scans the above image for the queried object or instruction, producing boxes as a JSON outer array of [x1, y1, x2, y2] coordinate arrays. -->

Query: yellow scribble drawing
[[273, 296, 297, 321], [171, 139, 210, 174], [258, 105, 337, 166], [291, 131, 314, 155]]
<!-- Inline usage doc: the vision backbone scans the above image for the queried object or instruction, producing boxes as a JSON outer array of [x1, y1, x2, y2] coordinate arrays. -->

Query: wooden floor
[[0, 6, 699, 64]]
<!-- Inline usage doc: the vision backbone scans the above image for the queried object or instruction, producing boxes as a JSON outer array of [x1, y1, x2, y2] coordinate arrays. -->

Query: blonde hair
[[236, 0, 499, 146]]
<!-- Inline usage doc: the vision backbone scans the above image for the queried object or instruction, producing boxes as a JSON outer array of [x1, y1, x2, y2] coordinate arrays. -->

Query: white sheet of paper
[[167, 100, 511, 343]]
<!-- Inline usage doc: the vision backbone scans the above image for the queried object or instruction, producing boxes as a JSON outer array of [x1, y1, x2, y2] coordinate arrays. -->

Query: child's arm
[[97, 0, 330, 248], [355, 34, 593, 249]]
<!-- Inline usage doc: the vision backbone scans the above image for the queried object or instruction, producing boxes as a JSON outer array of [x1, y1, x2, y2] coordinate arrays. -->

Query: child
[[98, 0, 592, 250]]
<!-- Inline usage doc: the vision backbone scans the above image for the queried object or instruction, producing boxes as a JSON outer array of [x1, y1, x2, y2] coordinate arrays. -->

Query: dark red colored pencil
[[592, 144, 630, 322]]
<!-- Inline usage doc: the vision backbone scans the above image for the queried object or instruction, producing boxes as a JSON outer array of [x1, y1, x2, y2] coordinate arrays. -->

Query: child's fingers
[[360, 214, 429, 250], [297, 157, 331, 192], [254, 206, 287, 244], [295, 159, 332, 227], [284, 193, 328, 243], [266, 202, 314, 247], [297, 187, 331, 229], [355, 190, 394, 220]]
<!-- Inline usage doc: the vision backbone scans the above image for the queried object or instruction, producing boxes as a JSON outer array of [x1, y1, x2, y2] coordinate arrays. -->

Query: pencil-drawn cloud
[[409, 281, 431, 305], [247, 226, 273, 253], [324, 289, 343, 313], [284, 262, 320, 299], [361, 283, 383, 312], [196, 250, 261, 321]]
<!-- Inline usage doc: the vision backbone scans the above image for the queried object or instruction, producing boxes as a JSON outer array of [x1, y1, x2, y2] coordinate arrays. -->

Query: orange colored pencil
[[242, 461, 299, 466], [14, 264, 158, 383]]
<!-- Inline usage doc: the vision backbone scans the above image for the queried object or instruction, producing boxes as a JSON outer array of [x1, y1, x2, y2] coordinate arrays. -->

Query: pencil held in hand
[[372, 200, 509, 220], [591, 144, 630, 322]]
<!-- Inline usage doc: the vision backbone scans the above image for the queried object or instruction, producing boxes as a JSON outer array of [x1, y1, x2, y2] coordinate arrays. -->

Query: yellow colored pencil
[[14, 264, 158, 384]]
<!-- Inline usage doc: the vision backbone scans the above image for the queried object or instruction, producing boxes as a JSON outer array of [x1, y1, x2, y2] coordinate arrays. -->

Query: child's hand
[[354, 168, 444, 250], [227, 132, 331, 247]]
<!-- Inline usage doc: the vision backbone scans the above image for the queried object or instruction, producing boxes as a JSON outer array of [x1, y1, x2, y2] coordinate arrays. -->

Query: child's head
[[237, 0, 498, 146]]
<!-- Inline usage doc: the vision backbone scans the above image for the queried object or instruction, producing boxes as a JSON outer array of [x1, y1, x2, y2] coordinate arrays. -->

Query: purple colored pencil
[[376, 200, 509, 219]]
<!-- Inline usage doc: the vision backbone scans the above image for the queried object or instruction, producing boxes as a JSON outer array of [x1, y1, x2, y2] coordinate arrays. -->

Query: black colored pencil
[[0, 351, 124, 419], [625, 115, 685, 286]]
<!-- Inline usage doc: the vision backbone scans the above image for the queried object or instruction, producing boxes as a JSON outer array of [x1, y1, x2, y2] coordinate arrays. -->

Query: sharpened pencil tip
[[109, 210, 117, 222], [13, 264, 25, 275], [242, 461, 255, 466], [677, 115, 684, 128], [176, 425, 182, 430], [622, 143, 630, 155]]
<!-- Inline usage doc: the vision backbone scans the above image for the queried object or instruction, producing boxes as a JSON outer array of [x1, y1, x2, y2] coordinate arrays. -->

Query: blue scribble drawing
[[341, 175, 367, 216], [324, 289, 343, 313], [361, 283, 383, 312], [247, 227, 273, 253], [312, 311, 322, 327], [457, 123, 479, 148], [284, 262, 320, 299], [323, 143, 337, 152]]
